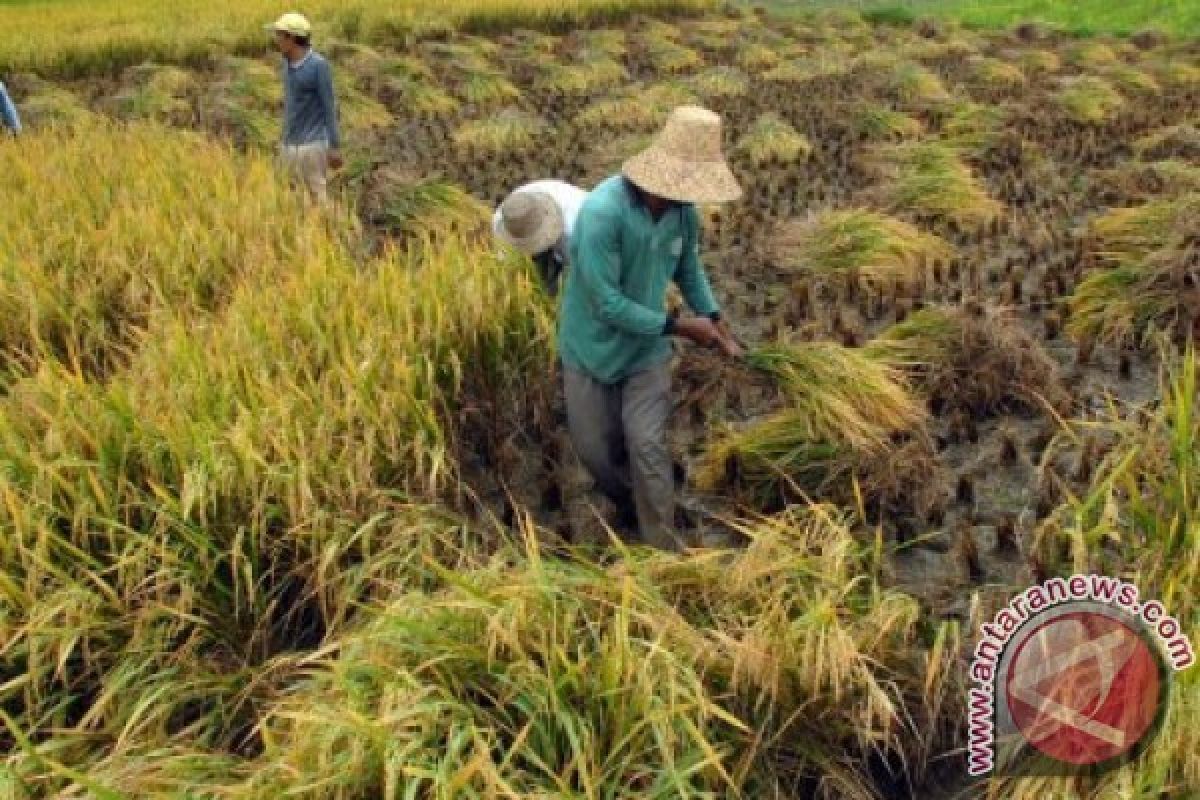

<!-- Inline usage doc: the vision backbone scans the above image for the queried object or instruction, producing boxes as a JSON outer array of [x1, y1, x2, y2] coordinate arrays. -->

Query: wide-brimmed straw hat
[[495, 191, 564, 255], [623, 105, 742, 204]]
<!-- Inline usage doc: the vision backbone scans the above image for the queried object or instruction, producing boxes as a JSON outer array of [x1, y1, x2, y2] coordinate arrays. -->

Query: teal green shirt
[[558, 176, 720, 385]]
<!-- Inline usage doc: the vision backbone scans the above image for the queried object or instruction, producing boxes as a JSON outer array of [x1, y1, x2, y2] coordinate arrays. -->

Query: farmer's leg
[[300, 142, 330, 206], [621, 361, 682, 552], [564, 366, 630, 504]]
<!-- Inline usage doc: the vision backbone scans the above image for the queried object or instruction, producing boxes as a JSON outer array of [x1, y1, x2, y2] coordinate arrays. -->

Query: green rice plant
[[683, 17, 741, 52], [113, 64, 197, 125], [968, 56, 1026, 90], [737, 42, 781, 71], [686, 65, 749, 100], [769, 208, 952, 292], [1088, 160, 1200, 204], [867, 141, 1003, 228], [1133, 123, 1200, 161], [421, 40, 495, 75], [335, 72, 394, 134], [452, 109, 547, 156], [1103, 63, 1162, 95], [735, 112, 812, 167], [1066, 40, 1120, 69], [998, 352, 1198, 799], [1088, 194, 1199, 268], [852, 105, 923, 141], [1056, 76, 1126, 124], [866, 305, 1070, 416]]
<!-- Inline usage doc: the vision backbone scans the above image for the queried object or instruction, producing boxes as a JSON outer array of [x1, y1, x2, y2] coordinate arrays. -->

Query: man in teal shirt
[[560, 106, 742, 551]]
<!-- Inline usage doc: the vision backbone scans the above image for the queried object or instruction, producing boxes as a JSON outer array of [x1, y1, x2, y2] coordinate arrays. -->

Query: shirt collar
[[288, 49, 314, 69]]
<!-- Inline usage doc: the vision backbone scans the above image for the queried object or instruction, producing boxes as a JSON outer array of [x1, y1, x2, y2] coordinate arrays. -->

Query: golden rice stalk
[[1056, 77, 1125, 125], [362, 170, 488, 241], [737, 43, 781, 72], [695, 343, 930, 508], [1088, 194, 1199, 268], [421, 40, 494, 74], [532, 57, 626, 96], [208, 56, 280, 148], [16, 85, 95, 130], [383, 73, 460, 118], [1133, 123, 1200, 161], [852, 105, 922, 141], [574, 82, 695, 132], [452, 109, 547, 156], [1153, 59, 1200, 89], [577, 28, 627, 58], [890, 61, 951, 107], [1019, 48, 1061, 74], [745, 342, 928, 452], [455, 69, 521, 107], [867, 141, 1002, 228], [1069, 194, 1200, 346], [735, 112, 812, 167], [968, 56, 1026, 90], [643, 39, 703, 74], [1103, 64, 1162, 96], [1066, 41, 1120, 69], [114, 64, 196, 124], [769, 208, 952, 291], [583, 132, 654, 185], [687, 66, 749, 100], [940, 101, 1007, 154], [866, 305, 1071, 415], [336, 73, 393, 134]]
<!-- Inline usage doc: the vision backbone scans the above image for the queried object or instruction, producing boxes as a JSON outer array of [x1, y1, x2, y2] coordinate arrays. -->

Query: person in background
[[493, 180, 588, 296], [558, 105, 742, 552], [267, 12, 341, 205], [0, 80, 21, 136]]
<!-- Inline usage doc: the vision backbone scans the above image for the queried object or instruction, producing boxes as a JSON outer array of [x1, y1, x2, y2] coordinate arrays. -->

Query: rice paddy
[[0, 0, 1197, 798]]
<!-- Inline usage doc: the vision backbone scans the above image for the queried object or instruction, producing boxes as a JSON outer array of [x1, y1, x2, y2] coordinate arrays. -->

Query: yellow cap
[[266, 12, 312, 37]]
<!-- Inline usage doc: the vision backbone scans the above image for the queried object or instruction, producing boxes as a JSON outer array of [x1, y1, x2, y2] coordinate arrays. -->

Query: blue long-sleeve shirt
[[0, 82, 21, 134], [281, 50, 339, 149], [559, 175, 720, 384]]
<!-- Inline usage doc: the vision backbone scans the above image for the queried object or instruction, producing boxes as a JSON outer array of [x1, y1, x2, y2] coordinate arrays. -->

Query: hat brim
[[622, 146, 743, 205], [495, 193, 564, 256]]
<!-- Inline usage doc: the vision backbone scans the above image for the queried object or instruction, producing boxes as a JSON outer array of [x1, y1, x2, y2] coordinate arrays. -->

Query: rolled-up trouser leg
[[621, 361, 681, 552], [563, 366, 630, 504]]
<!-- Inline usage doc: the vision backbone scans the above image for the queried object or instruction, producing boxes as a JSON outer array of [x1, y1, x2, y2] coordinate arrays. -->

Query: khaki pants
[[281, 142, 329, 205], [564, 361, 683, 552]]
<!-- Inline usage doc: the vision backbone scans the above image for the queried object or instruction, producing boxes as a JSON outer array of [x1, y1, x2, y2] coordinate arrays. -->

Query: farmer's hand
[[713, 319, 743, 358], [673, 316, 721, 349], [327, 150, 344, 170]]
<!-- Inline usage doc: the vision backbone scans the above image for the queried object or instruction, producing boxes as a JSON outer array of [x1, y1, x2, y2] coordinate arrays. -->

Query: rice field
[[0, 1, 1197, 798]]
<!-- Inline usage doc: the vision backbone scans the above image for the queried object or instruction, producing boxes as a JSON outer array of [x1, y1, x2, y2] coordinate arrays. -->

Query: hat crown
[[500, 193, 545, 239], [655, 105, 725, 163]]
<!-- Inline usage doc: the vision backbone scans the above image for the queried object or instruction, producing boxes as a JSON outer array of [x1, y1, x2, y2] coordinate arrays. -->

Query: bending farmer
[[493, 180, 588, 297], [559, 106, 742, 552]]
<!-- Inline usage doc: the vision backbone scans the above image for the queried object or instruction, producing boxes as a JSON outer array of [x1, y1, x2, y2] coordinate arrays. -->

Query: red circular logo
[[1004, 611, 1162, 766]]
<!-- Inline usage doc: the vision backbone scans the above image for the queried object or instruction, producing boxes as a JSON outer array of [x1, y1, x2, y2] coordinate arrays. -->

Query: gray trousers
[[563, 361, 682, 552]]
